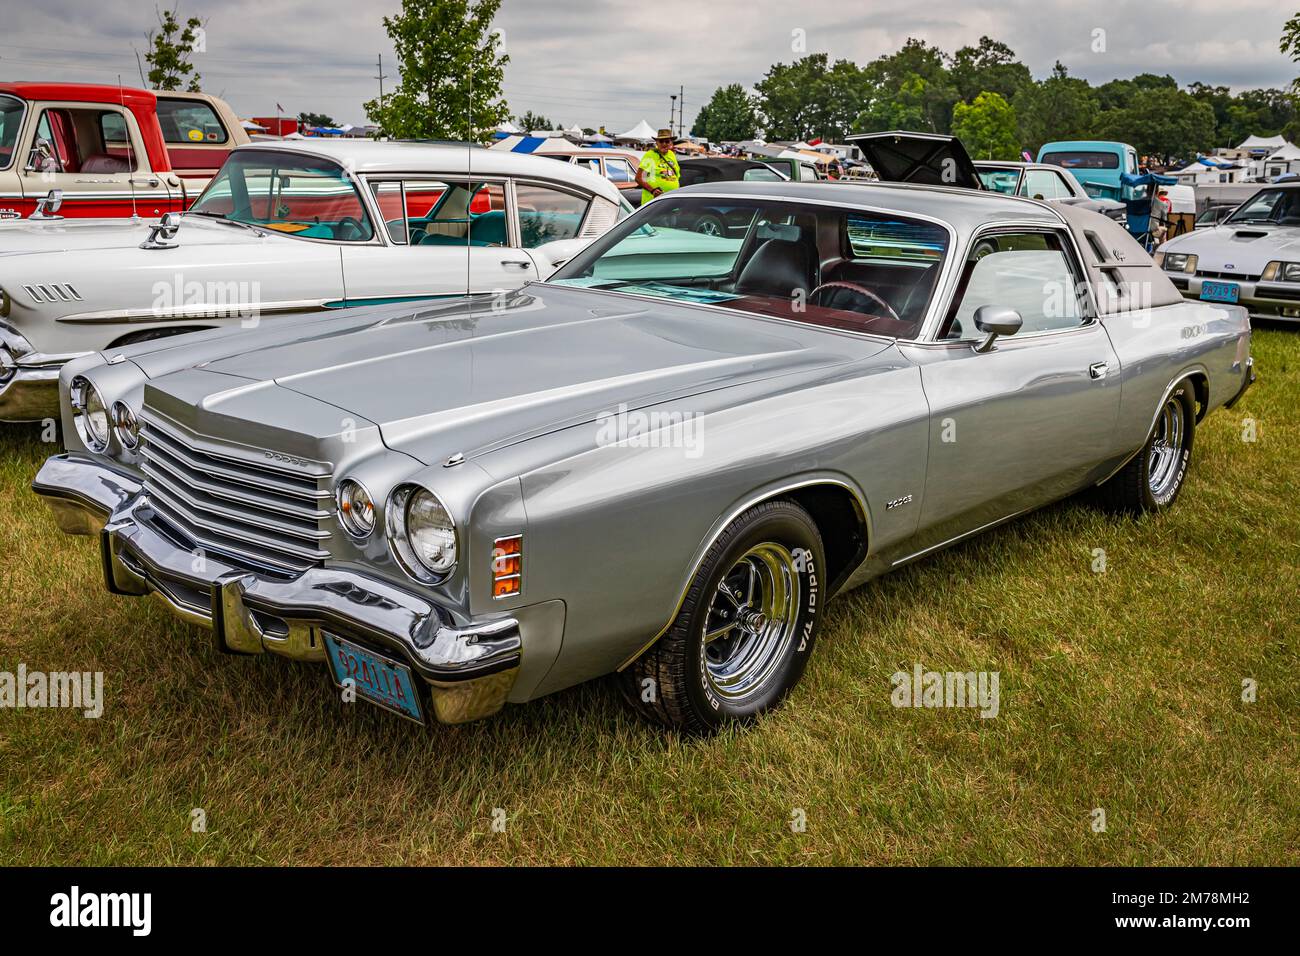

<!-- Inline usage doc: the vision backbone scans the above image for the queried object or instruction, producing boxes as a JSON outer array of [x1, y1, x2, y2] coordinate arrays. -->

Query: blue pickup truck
[[1037, 141, 1139, 201]]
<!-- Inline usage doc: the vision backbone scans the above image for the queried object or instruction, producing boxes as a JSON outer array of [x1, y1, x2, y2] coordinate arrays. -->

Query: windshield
[[978, 168, 1020, 194], [550, 196, 949, 339], [1040, 150, 1119, 170], [1225, 189, 1300, 226], [0, 95, 23, 171], [189, 149, 375, 241]]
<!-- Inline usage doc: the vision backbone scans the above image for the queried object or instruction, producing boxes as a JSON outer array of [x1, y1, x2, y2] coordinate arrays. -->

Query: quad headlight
[[70, 376, 111, 452], [1157, 252, 1197, 274], [1261, 261, 1300, 282], [386, 484, 457, 581], [336, 478, 376, 538], [112, 401, 141, 450]]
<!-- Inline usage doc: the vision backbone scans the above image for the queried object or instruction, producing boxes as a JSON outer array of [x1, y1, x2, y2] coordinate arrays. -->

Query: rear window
[[1040, 150, 1119, 170], [156, 98, 229, 144]]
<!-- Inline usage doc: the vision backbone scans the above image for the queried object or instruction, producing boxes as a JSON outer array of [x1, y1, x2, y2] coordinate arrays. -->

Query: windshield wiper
[[187, 211, 262, 233]]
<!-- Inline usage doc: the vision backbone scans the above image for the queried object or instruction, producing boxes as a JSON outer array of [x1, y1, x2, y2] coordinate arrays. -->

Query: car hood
[[0, 214, 272, 255], [1163, 222, 1300, 273], [139, 284, 882, 466]]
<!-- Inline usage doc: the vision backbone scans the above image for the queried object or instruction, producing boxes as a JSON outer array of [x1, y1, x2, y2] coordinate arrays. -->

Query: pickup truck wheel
[[1096, 382, 1196, 514], [620, 500, 825, 735]]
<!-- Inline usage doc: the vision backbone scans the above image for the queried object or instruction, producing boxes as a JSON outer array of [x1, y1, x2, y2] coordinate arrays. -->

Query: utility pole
[[669, 94, 677, 136], [679, 85, 684, 139], [374, 54, 388, 114]]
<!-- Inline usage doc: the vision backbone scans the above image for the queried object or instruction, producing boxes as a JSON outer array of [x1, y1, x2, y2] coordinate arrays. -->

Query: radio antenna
[[118, 75, 140, 220], [465, 43, 473, 304]]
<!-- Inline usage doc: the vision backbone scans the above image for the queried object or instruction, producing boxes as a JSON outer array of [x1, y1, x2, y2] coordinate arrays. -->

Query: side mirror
[[972, 305, 1022, 353], [25, 138, 55, 173]]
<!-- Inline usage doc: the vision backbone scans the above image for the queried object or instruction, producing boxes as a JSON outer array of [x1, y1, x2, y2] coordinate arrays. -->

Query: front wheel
[[1096, 382, 1196, 513], [620, 500, 825, 735]]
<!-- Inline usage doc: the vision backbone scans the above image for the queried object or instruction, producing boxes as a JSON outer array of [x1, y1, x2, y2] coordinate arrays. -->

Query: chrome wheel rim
[[1147, 396, 1185, 497], [701, 543, 800, 702], [695, 218, 723, 237]]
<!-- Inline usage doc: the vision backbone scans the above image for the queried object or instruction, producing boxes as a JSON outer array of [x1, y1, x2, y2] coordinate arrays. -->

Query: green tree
[[1013, 62, 1099, 151], [1282, 11, 1300, 92], [298, 112, 337, 128], [755, 55, 867, 140], [691, 83, 759, 141], [951, 91, 1020, 160], [513, 111, 554, 133], [364, 0, 509, 141], [858, 39, 960, 133], [144, 6, 204, 92], [949, 37, 1032, 104], [854, 75, 932, 132], [1099, 87, 1215, 163]]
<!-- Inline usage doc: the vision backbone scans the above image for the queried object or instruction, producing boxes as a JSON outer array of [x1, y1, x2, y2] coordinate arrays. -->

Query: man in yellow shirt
[[636, 128, 680, 205]]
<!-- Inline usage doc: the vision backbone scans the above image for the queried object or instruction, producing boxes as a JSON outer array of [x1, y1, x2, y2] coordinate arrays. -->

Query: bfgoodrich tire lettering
[[1096, 381, 1196, 514], [621, 500, 825, 735]]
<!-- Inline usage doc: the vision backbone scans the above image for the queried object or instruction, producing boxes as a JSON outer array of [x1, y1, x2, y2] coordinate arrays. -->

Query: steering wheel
[[810, 282, 902, 323], [335, 216, 366, 241]]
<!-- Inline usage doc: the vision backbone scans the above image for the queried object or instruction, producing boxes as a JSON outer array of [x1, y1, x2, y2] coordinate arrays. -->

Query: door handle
[[1089, 361, 1109, 380], [502, 259, 532, 269]]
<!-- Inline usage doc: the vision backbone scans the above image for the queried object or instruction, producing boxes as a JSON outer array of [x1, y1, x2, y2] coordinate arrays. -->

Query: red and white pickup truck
[[0, 83, 249, 220]]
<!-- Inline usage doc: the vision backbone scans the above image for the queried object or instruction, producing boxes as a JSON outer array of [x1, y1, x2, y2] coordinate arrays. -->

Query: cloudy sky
[[2, 0, 1295, 131]]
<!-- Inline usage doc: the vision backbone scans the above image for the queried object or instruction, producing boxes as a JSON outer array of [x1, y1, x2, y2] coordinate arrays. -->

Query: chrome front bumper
[[32, 453, 522, 723], [1173, 276, 1300, 321], [0, 356, 61, 422]]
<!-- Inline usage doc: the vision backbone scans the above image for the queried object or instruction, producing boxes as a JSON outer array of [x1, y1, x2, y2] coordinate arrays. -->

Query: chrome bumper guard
[[33, 454, 521, 723], [0, 360, 61, 422]]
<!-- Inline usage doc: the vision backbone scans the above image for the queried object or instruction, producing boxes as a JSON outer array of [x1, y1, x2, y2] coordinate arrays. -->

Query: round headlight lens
[[406, 490, 457, 575], [336, 479, 376, 538], [71, 376, 110, 451], [112, 401, 141, 450]]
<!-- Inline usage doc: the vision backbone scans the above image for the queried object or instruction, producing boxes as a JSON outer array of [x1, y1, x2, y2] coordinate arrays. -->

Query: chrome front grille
[[139, 413, 333, 574]]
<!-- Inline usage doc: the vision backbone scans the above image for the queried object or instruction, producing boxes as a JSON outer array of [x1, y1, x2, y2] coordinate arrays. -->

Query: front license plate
[[1199, 280, 1240, 303], [324, 633, 425, 724]]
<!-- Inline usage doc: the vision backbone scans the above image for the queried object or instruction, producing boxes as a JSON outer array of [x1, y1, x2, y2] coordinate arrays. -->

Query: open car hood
[[847, 131, 982, 190]]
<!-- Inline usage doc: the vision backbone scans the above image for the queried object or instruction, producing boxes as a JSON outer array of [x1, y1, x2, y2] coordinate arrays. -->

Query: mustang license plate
[[1199, 280, 1240, 304], [324, 633, 425, 723]]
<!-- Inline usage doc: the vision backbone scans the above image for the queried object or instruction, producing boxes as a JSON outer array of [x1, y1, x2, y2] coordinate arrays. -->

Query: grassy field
[[1, 329, 1296, 866]]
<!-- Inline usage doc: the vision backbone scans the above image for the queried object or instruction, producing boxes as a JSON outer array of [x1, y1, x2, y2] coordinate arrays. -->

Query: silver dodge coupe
[[33, 180, 1256, 733]]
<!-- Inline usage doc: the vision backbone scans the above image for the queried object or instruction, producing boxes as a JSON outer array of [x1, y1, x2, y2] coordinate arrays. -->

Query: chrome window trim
[[922, 217, 1098, 343], [0, 94, 28, 173], [189, 146, 385, 246], [359, 172, 516, 248], [548, 191, 962, 346], [510, 175, 598, 245]]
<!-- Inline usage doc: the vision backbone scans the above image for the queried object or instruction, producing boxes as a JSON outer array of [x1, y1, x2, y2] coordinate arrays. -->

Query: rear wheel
[[620, 500, 825, 735], [1096, 382, 1196, 513]]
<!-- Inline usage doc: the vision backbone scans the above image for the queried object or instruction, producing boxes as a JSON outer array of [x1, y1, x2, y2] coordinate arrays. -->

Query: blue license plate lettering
[[1199, 280, 1239, 303], [325, 633, 424, 723]]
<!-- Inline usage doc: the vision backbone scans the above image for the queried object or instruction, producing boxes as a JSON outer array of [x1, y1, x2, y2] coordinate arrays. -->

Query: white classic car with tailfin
[[0, 139, 625, 421]]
